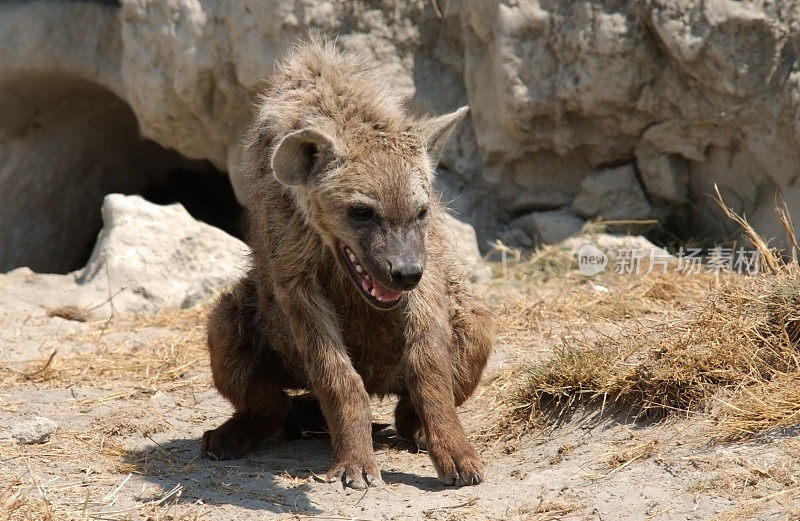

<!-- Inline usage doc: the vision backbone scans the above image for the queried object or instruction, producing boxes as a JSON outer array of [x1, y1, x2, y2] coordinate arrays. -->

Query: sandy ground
[[1, 269, 799, 520]]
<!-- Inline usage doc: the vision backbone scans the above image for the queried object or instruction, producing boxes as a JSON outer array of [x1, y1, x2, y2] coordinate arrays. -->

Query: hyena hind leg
[[394, 395, 425, 451], [285, 394, 392, 440], [202, 277, 292, 460], [284, 393, 328, 439]]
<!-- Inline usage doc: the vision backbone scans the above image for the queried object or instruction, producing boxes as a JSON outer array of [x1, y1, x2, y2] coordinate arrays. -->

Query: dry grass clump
[[509, 189, 800, 440], [47, 304, 90, 322], [503, 245, 575, 283], [485, 240, 575, 285], [512, 265, 800, 436], [717, 371, 800, 440]]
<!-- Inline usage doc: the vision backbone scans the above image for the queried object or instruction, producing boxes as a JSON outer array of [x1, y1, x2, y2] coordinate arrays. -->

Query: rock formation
[[3, 0, 800, 271]]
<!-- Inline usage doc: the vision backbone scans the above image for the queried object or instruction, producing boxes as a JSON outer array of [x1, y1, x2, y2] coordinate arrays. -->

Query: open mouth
[[337, 241, 404, 309]]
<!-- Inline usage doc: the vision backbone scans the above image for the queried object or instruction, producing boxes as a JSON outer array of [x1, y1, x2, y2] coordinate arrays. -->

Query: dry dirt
[[2, 266, 800, 520]]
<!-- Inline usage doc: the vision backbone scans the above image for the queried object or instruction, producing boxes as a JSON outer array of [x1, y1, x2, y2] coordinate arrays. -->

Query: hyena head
[[270, 106, 468, 310]]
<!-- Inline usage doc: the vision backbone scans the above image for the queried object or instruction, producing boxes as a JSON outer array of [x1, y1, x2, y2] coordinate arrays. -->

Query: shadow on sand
[[122, 436, 326, 514], [122, 424, 444, 514]]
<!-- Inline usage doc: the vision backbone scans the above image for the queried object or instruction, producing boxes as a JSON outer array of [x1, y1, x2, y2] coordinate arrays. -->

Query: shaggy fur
[[202, 41, 494, 489]]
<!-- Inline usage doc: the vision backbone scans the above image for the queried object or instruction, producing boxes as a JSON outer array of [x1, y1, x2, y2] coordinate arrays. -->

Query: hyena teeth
[[355, 264, 363, 273], [370, 288, 377, 297], [348, 252, 356, 263]]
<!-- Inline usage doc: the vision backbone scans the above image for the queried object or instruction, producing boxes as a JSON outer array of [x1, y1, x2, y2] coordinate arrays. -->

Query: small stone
[[572, 165, 652, 220], [635, 140, 689, 204], [10, 416, 58, 445], [507, 210, 585, 247]]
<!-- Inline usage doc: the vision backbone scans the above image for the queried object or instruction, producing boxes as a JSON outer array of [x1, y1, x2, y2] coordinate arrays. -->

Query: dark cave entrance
[[0, 75, 244, 275], [141, 160, 245, 244]]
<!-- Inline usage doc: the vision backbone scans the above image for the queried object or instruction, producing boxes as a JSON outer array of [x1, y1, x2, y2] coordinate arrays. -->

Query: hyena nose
[[389, 260, 423, 290]]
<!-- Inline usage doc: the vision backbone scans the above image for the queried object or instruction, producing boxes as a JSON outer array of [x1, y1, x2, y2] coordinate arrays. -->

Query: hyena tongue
[[371, 279, 404, 302]]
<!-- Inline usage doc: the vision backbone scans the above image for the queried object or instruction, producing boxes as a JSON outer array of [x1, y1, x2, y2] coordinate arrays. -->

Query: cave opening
[[0, 74, 244, 275], [141, 159, 245, 243]]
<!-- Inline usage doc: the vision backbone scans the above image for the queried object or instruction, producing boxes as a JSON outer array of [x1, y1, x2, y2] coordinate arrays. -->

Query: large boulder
[[76, 194, 249, 313], [460, 0, 800, 245], [0, 195, 248, 317]]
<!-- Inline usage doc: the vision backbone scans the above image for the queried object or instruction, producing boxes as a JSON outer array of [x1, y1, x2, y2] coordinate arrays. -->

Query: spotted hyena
[[202, 41, 493, 489]]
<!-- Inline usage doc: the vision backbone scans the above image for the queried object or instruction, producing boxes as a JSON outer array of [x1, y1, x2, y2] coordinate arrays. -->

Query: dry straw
[[506, 185, 800, 441], [0, 306, 210, 521]]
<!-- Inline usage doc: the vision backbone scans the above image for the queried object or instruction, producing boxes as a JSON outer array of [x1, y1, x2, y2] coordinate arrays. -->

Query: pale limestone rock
[[507, 210, 585, 248], [76, 194, 248, 314], [572, 166, 652, 221], [0, 195, 249, 318]]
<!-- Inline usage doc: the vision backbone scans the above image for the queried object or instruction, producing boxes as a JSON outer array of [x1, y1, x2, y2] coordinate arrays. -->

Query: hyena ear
[[271, 128, 335, 186], [422, 106, 469, 166]]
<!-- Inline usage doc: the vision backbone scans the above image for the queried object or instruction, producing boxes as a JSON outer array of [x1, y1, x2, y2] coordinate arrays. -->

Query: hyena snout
[[377, 228, 426, 291], [388, 258, 423, 290]]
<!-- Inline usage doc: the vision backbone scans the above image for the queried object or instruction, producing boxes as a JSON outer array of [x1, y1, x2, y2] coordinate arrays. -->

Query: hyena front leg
[[396, 286, 493, 450], [403, 296, 484, 486], [276, 281, 381, 490]]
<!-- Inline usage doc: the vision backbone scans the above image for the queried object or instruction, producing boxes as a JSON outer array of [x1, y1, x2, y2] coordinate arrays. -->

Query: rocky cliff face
[[3, 0, 800, 271], [464, 0, 800, 247]]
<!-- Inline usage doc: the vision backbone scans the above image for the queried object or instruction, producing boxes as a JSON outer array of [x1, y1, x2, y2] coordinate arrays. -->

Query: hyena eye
[[417, 207, 429, 221], [348, 204, 376, 222]]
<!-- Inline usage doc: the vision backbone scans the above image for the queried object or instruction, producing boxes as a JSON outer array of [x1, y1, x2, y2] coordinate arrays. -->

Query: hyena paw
[[429, 443, 484, 487], [201, 420, 260, 461], [326, 454, 383, 489], [201, 428, 246, 460]]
